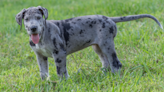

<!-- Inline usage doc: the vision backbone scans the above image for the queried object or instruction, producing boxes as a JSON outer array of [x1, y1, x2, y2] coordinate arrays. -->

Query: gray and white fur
[[15, 6, 163, 80]]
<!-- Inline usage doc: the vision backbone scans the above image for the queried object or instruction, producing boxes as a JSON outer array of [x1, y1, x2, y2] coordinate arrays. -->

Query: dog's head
[[15, 6, 48, 44]]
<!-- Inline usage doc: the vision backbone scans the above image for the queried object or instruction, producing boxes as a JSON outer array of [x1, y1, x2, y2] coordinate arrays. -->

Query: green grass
[[0, 0, 164, 91]]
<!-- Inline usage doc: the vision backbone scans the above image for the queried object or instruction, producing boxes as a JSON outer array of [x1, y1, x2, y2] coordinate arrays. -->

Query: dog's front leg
[[52, 50, 69, 79], [36, 53, 49, 80]]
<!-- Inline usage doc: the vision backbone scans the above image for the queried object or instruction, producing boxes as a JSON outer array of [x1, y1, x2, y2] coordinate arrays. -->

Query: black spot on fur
[[112, 53, 117, 59], [56, 58, 62, 63], [53, 49, 59, 54], [72, 22, 76, 24], [112, 53, 118, 66], [77, 19, 81, 21], [86, 40, 91, 43], [60, 43, 65, 51], [112, 53, 122, 69], [64, 71, 67, 74], [109, 26, 114, 33], [57, 66, 60, 74], [62, 22, 71, 30], [53, 38, 57, 48], [80, 30, 84, 34], [65, 18, 74, 22], [102, 23, 105, 28], [86, 21, 89, 24], [106, 21, 110, 24], [55, 22, 60, 27], [30, 41, 35, 46], [120, 17, 126, 20], [102, 16, 108, 20], [53, 38, 56, 45], [88, 18, 92, 20], [48, 28, 50, 32], [43, 57, 47, 61], [67, 45, 71, 48], [89, 24, 93, 28], [99, 19, 102, 23], [42, 27, 45, 32], [91, 21, 96, 24], [99, 29, 101, 31], [83, 40, 91, 46], [70, 32, 75, 36], [62, 22, 71, 45]]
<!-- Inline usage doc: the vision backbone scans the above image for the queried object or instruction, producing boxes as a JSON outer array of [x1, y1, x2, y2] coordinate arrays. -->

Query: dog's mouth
[[31, 34, 40, 44]]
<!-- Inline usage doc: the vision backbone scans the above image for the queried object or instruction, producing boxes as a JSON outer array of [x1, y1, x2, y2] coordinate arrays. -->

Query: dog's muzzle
[[29, 26, 40, 44], [31, 26, 38, 32]]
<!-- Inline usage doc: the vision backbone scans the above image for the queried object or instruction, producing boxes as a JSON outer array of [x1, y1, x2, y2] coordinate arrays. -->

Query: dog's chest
[[33, 44, 52, 57]]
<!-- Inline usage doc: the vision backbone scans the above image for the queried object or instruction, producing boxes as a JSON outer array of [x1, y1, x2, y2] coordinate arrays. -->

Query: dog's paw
[[111, 61, 122, 73]]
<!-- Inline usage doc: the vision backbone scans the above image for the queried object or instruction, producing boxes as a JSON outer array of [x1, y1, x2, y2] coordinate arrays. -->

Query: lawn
[[0, 0, 164, 91]]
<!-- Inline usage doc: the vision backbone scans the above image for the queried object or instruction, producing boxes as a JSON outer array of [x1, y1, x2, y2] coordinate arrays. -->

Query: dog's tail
[[110, 14, 163, 29]]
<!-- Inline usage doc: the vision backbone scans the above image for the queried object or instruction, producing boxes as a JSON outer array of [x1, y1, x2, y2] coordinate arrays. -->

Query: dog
[[15, 6, 163, 80]]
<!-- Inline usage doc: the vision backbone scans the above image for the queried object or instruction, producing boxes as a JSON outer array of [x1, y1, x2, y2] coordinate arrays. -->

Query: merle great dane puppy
[[16, 6, 163, 80]]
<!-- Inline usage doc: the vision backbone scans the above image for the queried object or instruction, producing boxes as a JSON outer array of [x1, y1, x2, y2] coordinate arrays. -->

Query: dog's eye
[[25, 18, 29, 21], [37, 17, 41, 20]]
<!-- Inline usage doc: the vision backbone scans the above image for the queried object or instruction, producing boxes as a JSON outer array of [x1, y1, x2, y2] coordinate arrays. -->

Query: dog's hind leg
[[92, 44, 110, 71], [36, 53, 49, 80], [98, 39, 122, 73]]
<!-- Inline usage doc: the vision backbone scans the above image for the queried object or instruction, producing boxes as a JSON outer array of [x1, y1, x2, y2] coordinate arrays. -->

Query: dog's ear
[[37, 6, 48, 20], [15, 9, 26, 30]]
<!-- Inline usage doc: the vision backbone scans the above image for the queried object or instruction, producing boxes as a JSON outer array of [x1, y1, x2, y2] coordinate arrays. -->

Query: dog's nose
[[31, 26, 37, 32]]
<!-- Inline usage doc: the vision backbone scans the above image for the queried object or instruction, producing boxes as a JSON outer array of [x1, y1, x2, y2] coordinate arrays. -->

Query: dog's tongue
[[31, 34, 39, 44]]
